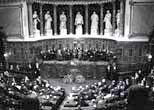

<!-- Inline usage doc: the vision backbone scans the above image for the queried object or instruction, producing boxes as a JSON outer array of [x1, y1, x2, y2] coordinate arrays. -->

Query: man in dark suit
[[106, 64, 112, 80]]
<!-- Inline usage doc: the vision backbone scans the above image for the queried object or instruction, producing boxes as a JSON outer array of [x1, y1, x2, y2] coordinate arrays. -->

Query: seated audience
[[39, 48, 116, 62], [0, 70, 66, 110]]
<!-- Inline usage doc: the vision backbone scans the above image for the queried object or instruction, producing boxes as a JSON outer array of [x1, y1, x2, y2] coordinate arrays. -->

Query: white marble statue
[[116, 10, 120, 29], [45, 11, 52, 31], [60, 12, 67, 35], [91, 11, 99, 35], [104, 10, 112, 30], [33, 11, 40, 31], [115, 10, 120, 37], [75, 12, 84, 35], [104, 10, 112, 35]]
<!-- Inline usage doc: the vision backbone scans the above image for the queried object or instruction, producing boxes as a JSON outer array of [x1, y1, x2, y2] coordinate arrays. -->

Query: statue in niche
[[45, 11, 52, 31], [104, 10, 112, 35], [115, 10, 120, 37], [75, 12, 84, 35], [91, 11, 99, 35], [116, 10, 120, 29], [60, 12, 67, 35], [33, 11, 40, 31], [44, 11, 53, 35]]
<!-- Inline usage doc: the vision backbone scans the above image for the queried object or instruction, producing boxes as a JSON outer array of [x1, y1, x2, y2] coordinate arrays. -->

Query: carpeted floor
[[47, 78, 99, 94]]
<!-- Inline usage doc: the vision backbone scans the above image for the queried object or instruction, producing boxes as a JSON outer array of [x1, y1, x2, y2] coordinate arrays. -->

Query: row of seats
[[0, 71, 65, 110], [60, 67, 154, 110], [0, 66, 154, 110]]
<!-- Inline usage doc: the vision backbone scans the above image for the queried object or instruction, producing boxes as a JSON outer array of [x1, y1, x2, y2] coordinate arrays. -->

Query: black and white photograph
[[0, 0, 154, 110]]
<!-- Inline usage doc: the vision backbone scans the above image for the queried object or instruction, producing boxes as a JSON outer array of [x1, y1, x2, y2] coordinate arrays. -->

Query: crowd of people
[[61, 78, 128, 110], [0, 70, 65, 110], [3, 63, 41, 81], [61, 67, 154, 110], [0, 60, 154, 110], [39, 48, 116, 61]]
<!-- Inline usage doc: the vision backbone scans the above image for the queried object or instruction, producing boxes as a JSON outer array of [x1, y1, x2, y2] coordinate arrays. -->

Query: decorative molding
[[6, 35, 149, 42], [129, 0, 135, 6], [129, 1, 154, 37], [0, 4, 24, 39], [7, 34, 24, 38], [132, 1, 154, 6], [129, 33, 149, 38], [0, 4, 23, 8], [129, 0, 154, 6], [33, 0, 115, 5], [129, 0, 134, 34], [0, 0, 116, 5]]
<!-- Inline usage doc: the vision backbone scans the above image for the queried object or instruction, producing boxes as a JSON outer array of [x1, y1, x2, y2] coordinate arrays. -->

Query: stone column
[[39, 4, 44, 36], [120, 0, 125, 36], [53, 5, 57, 35], [112, 1, 116, 34], [100, 3, 104, 35], [85, 5, 89, 34], [69, 5, 73, 34], [27, 2, 33, 37]]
